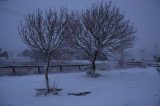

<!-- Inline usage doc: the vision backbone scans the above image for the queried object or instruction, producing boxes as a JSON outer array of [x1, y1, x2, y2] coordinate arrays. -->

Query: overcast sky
[[0, 0, 160, 57]]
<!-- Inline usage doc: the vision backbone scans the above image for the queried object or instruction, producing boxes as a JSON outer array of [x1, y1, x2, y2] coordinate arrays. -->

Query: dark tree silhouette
[[19, 8, 69, 92], [20, 49, 31, 57], [0, 48, 9, 59], [68, 2, 136, 77]]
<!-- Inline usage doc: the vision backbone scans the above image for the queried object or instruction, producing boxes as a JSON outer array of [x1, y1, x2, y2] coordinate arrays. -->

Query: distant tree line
[[0, 48, 9, 59], [20, 48, 107, 61]]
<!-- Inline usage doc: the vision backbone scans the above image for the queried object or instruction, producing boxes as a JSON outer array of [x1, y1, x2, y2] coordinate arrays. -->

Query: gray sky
[[0, 0, 160, 57]]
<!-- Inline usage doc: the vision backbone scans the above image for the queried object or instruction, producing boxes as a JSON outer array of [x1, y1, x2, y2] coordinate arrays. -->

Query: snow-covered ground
[[0, 67, 160, 106]]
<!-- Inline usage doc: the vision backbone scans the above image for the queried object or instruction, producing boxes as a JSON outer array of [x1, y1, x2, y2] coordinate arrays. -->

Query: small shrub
[[35, 80, 62, 96]]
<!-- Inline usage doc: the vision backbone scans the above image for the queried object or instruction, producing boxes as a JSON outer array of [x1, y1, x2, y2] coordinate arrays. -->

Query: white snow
[[0, 67, 160, 106]]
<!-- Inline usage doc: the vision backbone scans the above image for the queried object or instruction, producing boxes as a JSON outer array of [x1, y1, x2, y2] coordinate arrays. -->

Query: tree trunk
[[91, 59, 96, 76], [45, 56, 51, 92], [91, 51, 98, 77], [119, 50, 124, 68]]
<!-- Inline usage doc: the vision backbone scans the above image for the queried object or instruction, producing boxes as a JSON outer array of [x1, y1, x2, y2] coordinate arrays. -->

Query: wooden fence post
[[11, 66, 16, 75], [60, 65, 62, 72], [78, 65, 81, 70], [37, 66, 41, 74]]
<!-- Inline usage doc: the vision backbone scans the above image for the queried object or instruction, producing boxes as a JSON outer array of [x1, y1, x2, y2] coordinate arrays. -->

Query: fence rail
[[0, 64, 90, 75], [127, 61, 160, 67], [148, 63, 160, 67]]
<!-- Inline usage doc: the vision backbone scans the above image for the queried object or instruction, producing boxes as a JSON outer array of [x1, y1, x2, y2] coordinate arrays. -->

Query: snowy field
[[0, 67, 160, 106]]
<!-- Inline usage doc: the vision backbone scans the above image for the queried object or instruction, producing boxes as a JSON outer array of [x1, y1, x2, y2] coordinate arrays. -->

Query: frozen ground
[[0, 67, 160, 106]]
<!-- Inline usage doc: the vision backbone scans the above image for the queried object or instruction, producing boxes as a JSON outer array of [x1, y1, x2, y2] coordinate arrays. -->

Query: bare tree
[[19, 8, 69, 92], [68, 2, 136, 77]]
